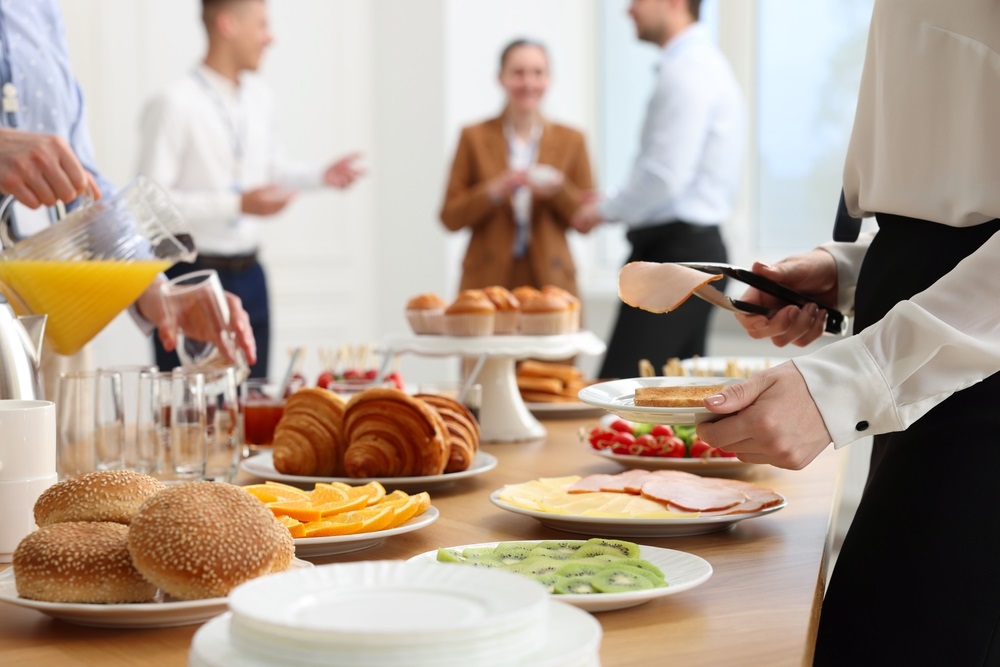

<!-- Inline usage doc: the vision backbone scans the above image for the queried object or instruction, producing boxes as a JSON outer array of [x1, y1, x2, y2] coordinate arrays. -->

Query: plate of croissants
[[240, 386, 496, 491]]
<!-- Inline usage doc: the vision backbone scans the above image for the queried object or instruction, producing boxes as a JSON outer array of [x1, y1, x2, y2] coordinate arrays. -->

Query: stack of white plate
[[189, 561, 602, 667]]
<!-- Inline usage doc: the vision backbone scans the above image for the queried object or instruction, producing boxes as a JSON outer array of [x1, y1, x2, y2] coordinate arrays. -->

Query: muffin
[[443, 290, 496, 336], [512, 285, 541, 308], [542, 285, 581, 332], [482, 286, 521, 334], [519, 291, 571, 335], [405, 293, 447, 335]]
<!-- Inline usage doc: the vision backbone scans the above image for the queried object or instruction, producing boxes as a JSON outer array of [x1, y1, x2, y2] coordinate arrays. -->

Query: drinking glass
[[136, 369, 169, 476], [168, 369, 208, 479], [204, 367, 241, 482], [100, 364, 157, 472], [56, 370, 124, 479], [240, 378, 285, 452], [160, 269, 248, 380]]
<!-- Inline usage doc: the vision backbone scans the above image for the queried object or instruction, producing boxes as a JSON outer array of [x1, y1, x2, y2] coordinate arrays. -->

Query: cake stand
[[382, 332, 606, 442]]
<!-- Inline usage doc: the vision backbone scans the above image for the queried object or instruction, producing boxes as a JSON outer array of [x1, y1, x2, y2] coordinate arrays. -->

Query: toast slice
[[633, 384, 727, 408]]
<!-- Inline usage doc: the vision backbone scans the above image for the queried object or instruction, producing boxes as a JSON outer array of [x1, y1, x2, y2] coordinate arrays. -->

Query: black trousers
[[598, 222, 727, 379], [153, 258, 271, 379], [814, 214, 1000, 666]]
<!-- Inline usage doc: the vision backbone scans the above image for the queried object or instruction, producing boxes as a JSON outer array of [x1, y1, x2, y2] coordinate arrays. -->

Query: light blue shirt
[[0, 0, 114, 232], [601, 24, 745, 228]]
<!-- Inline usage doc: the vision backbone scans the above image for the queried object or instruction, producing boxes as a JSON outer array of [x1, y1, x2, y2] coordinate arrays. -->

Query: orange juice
[[0, 259, 171, 355]]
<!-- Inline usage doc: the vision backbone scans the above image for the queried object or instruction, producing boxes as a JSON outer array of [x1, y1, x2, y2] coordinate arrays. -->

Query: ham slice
[[639, 478, 746, 513], [567, 474, 623, 494], [618, 262, 724, 313]]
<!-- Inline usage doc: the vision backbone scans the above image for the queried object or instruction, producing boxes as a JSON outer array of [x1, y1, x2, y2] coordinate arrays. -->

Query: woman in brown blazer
[[440, 39, 594, 296]]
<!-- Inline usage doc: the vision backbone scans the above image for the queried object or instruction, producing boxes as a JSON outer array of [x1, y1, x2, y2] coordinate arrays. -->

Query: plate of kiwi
[[407, 538, 712, 612]]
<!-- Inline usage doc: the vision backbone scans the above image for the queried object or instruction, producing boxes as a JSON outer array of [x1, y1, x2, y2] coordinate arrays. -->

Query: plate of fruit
[[585, 417, 753, 476], [243, 481, 440, 558], [408, 538, 712, 613]]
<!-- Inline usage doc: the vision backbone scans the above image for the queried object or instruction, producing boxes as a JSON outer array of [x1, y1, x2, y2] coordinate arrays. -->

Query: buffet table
[[0, 417, 843, 667]]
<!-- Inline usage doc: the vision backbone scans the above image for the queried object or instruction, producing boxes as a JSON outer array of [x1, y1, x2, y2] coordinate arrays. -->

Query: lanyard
[[503, 120, 542, 169], [192, 68, 244, 189], [0, 1, 20, 128]]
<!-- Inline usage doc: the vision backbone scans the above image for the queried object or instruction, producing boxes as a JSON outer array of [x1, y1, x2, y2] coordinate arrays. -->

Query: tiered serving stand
[[382, 332, 605, 443]]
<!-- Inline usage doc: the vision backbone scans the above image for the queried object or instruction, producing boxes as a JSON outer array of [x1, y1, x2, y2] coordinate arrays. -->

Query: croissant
[[272, 388, 347, 477], [414, 393, 479, 473], [343, 389, 448, 477]]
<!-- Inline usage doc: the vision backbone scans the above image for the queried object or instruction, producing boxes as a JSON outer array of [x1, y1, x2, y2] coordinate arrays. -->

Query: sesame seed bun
[[13, 522, 157, 603], [33, 470, 165, 527], [127, 482, 294, 601]]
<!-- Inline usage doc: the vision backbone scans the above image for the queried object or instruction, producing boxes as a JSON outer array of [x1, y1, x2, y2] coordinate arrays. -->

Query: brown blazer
[[439, 116, 594, 295]]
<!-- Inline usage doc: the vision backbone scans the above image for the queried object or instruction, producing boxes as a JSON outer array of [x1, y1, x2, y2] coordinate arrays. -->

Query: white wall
[[58, 0, 601, 385]]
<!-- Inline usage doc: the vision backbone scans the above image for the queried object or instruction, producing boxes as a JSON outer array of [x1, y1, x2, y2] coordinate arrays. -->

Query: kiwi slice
[[493, 543, 535, 565], [574, 544, 627, 561], [618, 558, 666, 582], [461, 546, 498, 560], [507, 556, 564, 578], [583, 538, 641, 559], [436, 548, 464, 563], [529, 573, 560, 593], [530, 540, 586, 560], [467, 556, 504, 569], [554, 562, 604, 579], [591, 565, 662, 593], [553, 576, 598, 595]]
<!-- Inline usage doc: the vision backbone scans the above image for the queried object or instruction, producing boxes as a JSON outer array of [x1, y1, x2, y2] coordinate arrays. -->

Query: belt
[[195, 252, 259, 273]]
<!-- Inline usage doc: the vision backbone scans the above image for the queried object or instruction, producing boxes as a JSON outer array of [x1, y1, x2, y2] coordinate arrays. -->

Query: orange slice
[[267, 495, 367, 522], [343, 506, 396, 532], [309, 483, 350, 504], [381, 490, 408, 504], [243, 482, 310, 504], [350, 481, 386, 506], [385, 492, 431, 528], [276, 514, 307, 538], [302, 518, 364, 537]]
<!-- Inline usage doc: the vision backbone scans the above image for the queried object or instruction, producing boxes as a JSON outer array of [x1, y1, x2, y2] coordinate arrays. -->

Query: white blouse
[[794, 0, 1000, 446]]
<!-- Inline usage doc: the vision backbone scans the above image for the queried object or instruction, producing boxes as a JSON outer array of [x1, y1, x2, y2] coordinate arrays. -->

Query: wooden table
[[0, 417, 842, 667]]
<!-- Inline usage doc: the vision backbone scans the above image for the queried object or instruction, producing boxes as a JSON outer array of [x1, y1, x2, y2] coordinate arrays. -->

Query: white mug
[[0, 400, 56, 562]]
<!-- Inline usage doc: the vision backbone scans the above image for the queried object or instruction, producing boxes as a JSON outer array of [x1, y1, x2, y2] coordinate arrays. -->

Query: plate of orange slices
[[241, 481, 439, 558]]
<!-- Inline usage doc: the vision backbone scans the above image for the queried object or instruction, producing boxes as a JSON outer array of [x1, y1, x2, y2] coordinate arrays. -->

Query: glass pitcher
[[0, 176, 196, 356]]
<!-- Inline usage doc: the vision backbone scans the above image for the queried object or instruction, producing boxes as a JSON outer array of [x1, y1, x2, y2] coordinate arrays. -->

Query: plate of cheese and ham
[[491, 470, 785, 537]]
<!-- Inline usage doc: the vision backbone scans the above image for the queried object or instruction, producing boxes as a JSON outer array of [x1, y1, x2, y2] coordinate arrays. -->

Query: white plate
[[577, 376, 739, 425], [590, 414, 754, 475], [0, 558, 312, 628], [190, 601, 601, 667], [241, 450, 498, 492], [293, 506, 440, 558], [525, 401, 607, 419], [490, 491, 786, 538], [407, 541, 712, 613], [591, 448, 753, 476]]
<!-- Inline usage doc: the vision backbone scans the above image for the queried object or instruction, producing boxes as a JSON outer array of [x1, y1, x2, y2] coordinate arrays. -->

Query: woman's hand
[[486, 170, 527, 203], [734, 250, 840, 348], [697, 362, 832, 470]]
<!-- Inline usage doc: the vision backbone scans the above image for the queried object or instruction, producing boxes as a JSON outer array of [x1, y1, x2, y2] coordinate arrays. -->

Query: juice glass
[[240, 379, 284, 450]]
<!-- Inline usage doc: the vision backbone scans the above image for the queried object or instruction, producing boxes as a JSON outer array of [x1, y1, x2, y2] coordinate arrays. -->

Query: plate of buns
[[577, 377, 739, 425], [2, 471, 312, 628]]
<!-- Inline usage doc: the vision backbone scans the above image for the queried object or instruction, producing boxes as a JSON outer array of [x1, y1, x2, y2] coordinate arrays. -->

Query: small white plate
[[293, 506, 440, 558], [577, 376, 738, 425], [0, 558, 312, 628], [241, 451, 498, 492], [591, 448, 753, 476], [407, 541, 712, 613], [490, 491, 786, 538]]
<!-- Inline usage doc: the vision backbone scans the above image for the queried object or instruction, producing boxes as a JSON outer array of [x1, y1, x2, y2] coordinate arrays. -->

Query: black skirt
[[814, 214, 1000, 666]]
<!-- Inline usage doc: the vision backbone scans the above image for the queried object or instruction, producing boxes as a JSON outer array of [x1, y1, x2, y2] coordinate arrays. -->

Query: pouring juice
[[0, 259, 170, 355]]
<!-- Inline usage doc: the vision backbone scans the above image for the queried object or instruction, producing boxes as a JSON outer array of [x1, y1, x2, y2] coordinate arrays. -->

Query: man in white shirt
[[572, 0, 744, 379], [697, 1, 1000, 662], [137, 0, 363, 378]]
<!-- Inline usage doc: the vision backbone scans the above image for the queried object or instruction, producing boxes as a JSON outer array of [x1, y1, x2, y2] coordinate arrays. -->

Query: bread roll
[[13, 522, 157, 603], [34, 470, 165, 527], [633, 384, 727, 408], [127, 482, 294, 600]]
